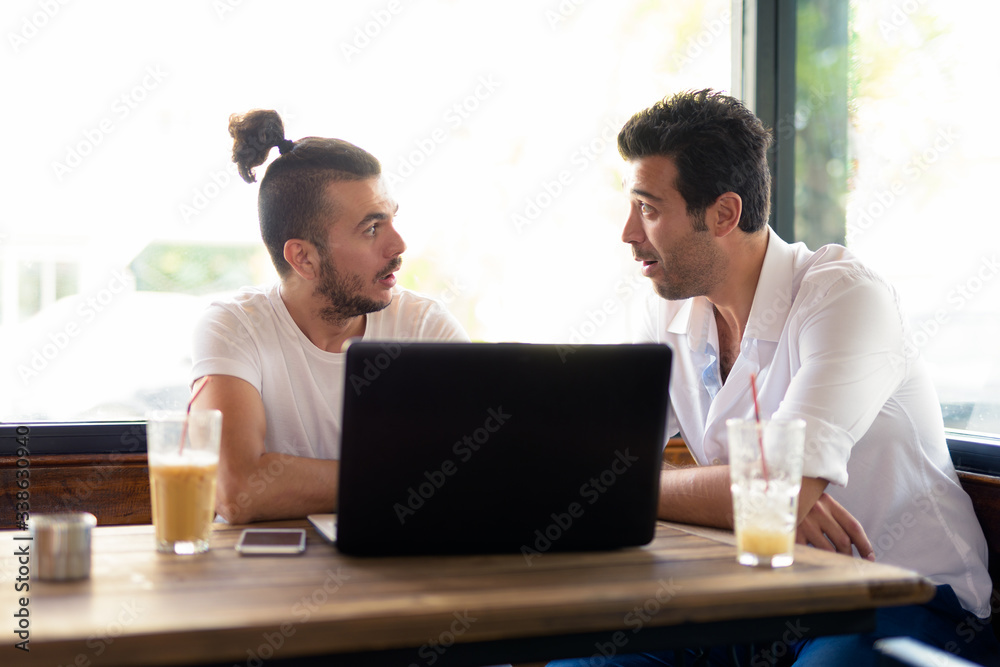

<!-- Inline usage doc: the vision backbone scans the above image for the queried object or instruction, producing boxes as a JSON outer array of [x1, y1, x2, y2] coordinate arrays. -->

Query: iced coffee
[[146, 410, 222, 555]]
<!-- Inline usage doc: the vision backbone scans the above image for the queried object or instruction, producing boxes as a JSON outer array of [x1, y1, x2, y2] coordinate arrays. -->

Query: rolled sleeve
[[792, 413, 854, 486], [773, 267, 907, 487]]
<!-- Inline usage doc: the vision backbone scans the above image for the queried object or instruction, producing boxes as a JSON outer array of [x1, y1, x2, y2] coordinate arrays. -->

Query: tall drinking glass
[[727, 418, 805, 568], [146, 409, 222, 555]]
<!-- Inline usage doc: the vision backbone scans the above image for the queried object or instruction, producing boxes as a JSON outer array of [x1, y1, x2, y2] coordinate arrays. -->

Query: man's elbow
[[215, 475, 260, 524]]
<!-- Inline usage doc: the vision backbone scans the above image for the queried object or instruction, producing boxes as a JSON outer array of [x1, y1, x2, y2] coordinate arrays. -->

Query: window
[[1, 0, 736, 423], [791, 0, 1000, 437]]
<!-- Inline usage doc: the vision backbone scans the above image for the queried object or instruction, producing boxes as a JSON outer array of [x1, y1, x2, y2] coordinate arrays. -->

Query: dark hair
[[228, 109, 381, 276], [618, 89, 773, 233]]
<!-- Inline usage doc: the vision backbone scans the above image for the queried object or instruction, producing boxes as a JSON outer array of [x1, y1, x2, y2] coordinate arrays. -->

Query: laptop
[[330, 341, 672, 557]]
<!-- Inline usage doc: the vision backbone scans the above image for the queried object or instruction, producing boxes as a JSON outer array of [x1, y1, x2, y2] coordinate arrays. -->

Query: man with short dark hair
[[190, 110, 467, 524], [551, 89, 997, 665]]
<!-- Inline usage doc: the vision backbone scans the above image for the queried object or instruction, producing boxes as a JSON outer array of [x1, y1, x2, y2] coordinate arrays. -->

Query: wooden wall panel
[[957, 471, 1000, 634], [663, 438, 696, 467], [0, 453, 150, 529]]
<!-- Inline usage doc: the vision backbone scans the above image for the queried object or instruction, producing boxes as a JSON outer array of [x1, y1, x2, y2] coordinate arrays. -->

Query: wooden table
[[3, 519, 934, 666]]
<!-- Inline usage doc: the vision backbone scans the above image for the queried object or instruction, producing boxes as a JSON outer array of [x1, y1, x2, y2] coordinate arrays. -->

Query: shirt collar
[[744, 227, 797, 344], [666, 296, 716, 355]]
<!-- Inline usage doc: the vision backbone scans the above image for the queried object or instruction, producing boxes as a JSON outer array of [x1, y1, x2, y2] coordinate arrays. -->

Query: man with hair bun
[[189, 109, 468, 524]]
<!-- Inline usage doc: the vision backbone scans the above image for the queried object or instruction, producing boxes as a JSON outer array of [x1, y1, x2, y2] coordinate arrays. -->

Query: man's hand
[[797, 485, 875, 560], [656, 467, 875, 562]]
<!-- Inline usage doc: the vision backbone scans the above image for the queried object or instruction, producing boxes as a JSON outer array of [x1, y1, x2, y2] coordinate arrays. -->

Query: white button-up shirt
[[639, 227, 991, 617]]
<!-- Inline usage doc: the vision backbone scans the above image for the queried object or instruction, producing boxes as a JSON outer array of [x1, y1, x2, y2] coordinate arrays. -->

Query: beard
[[637, 231, 727, 301], [314, 256, 399, 324]]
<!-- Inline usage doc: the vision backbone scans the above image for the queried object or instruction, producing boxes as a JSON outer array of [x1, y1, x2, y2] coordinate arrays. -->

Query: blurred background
[[1, 0, 997, 436]]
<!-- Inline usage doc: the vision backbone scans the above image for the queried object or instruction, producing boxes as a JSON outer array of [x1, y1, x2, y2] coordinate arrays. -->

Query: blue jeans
[[546, 585, 1000, 666]]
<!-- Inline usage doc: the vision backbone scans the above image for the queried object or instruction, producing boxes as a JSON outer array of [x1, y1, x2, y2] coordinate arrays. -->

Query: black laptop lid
[[336, 342, 671, 556]]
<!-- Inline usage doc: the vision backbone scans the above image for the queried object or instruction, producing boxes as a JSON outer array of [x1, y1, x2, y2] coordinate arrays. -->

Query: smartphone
[[235, 528, 307, 555]]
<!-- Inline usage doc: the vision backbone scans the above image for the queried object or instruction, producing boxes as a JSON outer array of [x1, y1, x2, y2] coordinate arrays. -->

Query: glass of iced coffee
[[726, 418, 805, 568], [146, 409, 222, 555]]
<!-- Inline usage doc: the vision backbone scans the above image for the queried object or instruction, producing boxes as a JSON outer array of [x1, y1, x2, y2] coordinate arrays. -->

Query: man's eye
[[364, 224, 378, 237], [639, 202, 652, 214]]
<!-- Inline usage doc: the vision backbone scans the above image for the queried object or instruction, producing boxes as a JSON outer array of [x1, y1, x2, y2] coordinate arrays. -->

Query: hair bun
[[228, 109, 289, 183]]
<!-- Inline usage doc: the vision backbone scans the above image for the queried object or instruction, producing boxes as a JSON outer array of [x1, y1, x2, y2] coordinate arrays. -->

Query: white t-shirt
[[190, 284, 469, 460], [639, 227, 991, 617]]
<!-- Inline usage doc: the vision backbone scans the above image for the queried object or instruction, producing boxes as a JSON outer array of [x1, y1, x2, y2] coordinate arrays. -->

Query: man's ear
[[708, 192, 743, 237], [283, 239, 320, 281]]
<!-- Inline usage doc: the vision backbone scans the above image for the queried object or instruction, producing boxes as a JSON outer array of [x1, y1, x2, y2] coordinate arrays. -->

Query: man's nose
[[621, 205, 644, 245], [387, 225, 407, 257]]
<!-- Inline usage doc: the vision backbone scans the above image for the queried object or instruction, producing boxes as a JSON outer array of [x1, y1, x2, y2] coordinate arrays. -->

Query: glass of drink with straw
[[726, 374, 805, 567], [146, 377, 221, 555]]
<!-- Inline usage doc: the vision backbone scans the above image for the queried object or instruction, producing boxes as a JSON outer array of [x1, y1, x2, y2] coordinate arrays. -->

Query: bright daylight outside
[[0, 1, 735, 422], [843, 0, 1000, 434], [5, 1, 998, 438]]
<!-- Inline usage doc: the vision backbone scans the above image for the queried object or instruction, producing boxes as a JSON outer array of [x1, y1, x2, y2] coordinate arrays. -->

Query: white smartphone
[[235, 528, 307, 555]]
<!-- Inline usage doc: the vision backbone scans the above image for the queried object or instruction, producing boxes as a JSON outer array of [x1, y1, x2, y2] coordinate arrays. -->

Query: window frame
[[1, 422, 147, 456], [751, 0, 1000, 469], [4, 0, 996, 472]]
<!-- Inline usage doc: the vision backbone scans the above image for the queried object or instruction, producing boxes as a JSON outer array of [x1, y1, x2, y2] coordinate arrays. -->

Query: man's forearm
[[657, 465, 734, 528], [216, 453, 339, 523]]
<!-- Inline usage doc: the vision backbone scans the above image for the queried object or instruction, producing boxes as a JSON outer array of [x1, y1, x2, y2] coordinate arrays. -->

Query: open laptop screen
[[336, 342, 671, 556]]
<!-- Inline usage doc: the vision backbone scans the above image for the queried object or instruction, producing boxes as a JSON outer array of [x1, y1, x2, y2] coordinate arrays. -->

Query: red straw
[[749, 373, 770, 487], [179, 376, 211, 454]]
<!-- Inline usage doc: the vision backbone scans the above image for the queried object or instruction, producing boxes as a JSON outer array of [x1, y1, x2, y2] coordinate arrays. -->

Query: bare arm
[[192, 374, 339, 524], [657, 465, 734, 528], [658, 465, 872, 558]]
